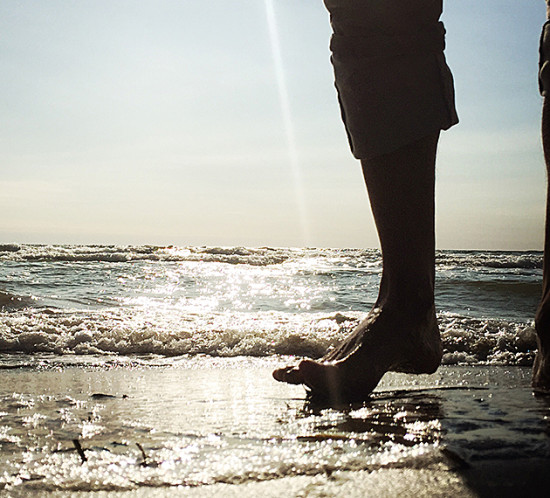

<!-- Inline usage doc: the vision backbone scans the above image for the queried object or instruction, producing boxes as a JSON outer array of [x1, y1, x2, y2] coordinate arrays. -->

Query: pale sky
[[1, 1, 547, 249]]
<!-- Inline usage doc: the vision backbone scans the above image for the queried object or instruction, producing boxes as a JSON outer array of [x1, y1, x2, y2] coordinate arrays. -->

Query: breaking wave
[[0, 245, 294, 266], [0, 309, 537, 367], [0, 244, 542, 368], [436, 250, 542, 270], [0, 245, 542, 270], [0, 290, 35, 311]]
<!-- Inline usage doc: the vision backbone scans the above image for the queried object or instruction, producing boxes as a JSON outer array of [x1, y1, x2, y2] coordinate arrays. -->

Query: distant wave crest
[[0, 244, 292, 266], [1, 245, 542, 270], [0, 244, 21, 253], [436, 251, 542, 270]]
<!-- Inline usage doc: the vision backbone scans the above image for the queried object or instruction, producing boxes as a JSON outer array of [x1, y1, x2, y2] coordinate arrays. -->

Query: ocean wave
[[0, 310, 352, 359], [0, 245, 292, 266], [0, 309, 537, 366], [1, 245, 542, 270], [435, 251, 542, 270], [439, 313, 537, 366], [0, 244, 21, 252], [0, 290, 35, 311]]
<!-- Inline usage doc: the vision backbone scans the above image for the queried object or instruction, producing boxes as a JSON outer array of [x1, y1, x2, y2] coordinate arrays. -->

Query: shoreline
[[1, 360, 549, 495]]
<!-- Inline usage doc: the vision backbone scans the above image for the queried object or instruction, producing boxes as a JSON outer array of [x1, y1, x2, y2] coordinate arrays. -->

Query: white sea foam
[[0, 308, 537, 367], [1, 244, 541, 269], [0, 244, 546, 496], [0, 245, 542, 366], [0, 244, 298, 265]]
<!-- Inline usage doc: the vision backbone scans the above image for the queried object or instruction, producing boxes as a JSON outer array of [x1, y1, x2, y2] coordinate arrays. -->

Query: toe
[[272, 365, 304, 384], [299, 360, 338, 394]]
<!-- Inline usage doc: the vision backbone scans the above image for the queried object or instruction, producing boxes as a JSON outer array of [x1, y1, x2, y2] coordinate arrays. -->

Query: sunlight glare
[[264, 0, 311, 245]]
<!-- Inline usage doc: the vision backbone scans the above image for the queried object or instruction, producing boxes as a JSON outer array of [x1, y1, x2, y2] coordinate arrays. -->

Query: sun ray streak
[[264, 0, 311, 244]]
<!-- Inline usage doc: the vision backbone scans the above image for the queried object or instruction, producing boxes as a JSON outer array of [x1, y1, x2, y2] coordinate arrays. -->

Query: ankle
[[376, 294, 434, 316], [535, 303, 550, 342], [377, 273, 434, 313]]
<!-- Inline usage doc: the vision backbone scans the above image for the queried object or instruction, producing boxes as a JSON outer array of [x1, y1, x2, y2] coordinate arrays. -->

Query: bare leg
[[273, 133, 442, 402], [533, 10, 550, 393], [533, 94, 550, 393]]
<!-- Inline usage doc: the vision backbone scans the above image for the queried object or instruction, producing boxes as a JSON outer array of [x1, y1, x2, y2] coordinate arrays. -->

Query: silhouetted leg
[[534, 95, 550, 393], [273, 134, 442, 402], [533, 12, 550, 393]]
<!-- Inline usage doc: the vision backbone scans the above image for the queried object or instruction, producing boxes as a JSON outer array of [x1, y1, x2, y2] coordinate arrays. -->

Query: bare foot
[[273, 305, 442, 403]]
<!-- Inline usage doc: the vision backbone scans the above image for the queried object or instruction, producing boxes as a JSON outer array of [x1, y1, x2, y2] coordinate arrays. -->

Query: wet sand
[[1, 357, 549, 496]]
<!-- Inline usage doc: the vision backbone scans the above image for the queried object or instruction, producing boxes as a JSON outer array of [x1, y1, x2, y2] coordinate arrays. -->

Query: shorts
[[324, 0, 459, 159]]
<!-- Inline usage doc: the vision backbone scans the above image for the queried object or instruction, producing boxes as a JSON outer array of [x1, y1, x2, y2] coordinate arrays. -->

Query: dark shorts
[[324, 0, 459, 159]]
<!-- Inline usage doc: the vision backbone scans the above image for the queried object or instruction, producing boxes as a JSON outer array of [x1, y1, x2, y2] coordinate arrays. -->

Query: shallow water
[[0, 245, 543, 365], [0, 359, 549, 494], [0, 245, 547, 494]]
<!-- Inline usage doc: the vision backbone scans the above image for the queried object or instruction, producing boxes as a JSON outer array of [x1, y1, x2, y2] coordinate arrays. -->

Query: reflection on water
[[300, 391, 443, 448], [0, 362, 549, 494], [0, 247, 542, 363]]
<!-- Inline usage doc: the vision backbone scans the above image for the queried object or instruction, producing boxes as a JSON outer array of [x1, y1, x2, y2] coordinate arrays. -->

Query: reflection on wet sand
[[0, 361, 549, 495], [300, 390, 444, 448]]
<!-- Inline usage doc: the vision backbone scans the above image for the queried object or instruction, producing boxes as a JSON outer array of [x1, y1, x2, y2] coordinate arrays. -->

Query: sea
[[1, 244, 549, 495], [0, 244, 543, 367]]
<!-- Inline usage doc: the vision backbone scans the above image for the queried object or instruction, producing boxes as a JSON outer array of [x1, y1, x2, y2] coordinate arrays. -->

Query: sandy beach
[[1, 357, 549, 496]]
